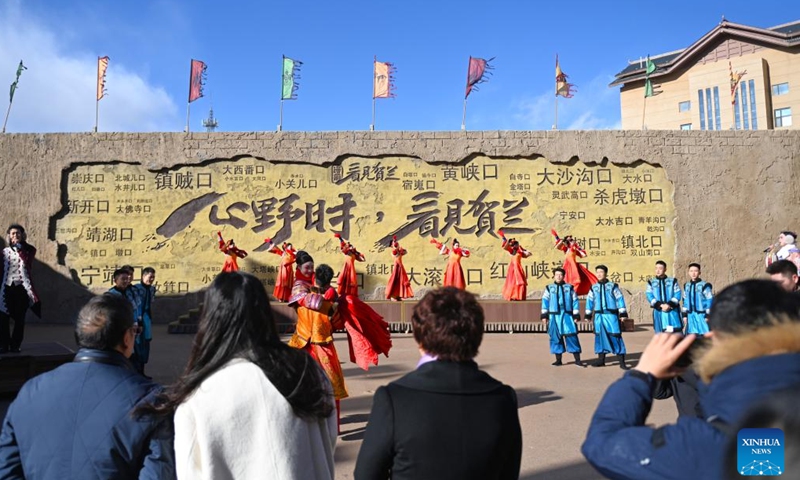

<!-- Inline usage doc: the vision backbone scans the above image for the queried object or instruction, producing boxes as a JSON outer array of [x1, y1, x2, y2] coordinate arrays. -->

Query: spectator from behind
[[141, 272, 337, 480], [0, 294, 175, 479], [582, 280, 800, 480], [355, 287, 522, 480]]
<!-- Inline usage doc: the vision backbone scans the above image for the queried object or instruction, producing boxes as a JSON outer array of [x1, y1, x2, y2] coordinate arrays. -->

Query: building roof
[[610, 19, 800, 87]]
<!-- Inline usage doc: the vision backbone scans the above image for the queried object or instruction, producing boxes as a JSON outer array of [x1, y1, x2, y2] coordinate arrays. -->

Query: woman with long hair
[[139, 272, 336, 480]]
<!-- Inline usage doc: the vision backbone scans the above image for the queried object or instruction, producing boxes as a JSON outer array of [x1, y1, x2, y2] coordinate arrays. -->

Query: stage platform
[[169, 299, 636, 334], [0, 342, 75, 394]]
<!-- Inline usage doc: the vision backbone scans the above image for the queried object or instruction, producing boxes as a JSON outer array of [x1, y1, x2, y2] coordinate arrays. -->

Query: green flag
[[9, 60, 26, 103], [281, 56, 302, 100], [644, 56, 658, 98]]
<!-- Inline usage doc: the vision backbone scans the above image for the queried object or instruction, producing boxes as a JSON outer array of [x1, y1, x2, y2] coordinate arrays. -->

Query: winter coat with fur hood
[[581, 321, 800, 480]]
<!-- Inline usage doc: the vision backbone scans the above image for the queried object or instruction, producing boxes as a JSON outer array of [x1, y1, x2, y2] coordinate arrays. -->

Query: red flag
[[465, 56, 494, 99], [188, 59, 207, 103]]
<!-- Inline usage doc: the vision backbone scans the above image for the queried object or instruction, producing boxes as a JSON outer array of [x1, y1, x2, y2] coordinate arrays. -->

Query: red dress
[[269, 245, 296, 302], [218, 236, 247, 272], [337, 246, 364, 297], [559, 242, 597, 295], [502, 245, 531, 301], [443, 248, 469, 289], [385, 247, 413, 299], [324, 287, 392, 371]]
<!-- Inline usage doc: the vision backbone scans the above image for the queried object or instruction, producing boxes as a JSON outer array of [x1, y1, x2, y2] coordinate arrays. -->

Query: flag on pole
[[644, 56, 661, 97], [97, 56, 109, 101], [188, 59, 207, 103], [281, 56, 302, 100], [555, 55, 576, 98], [9, 60, 26, 103], [373, 59, 395, 99], [465, 56, 494, 99], [729, 61, 747, 105]]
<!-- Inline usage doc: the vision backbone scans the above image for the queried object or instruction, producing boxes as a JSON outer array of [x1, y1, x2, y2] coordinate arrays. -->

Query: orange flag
[[96, 56, 109, 101], [373, 58, 395, 99]]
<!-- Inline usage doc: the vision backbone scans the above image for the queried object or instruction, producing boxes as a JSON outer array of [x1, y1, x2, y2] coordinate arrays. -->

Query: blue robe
[[542, 282, 581, 354], [585, 281, 627, 355], [131, 283, 155, 365], [646, 276, 683, 333], [682, 279, 712, 335]]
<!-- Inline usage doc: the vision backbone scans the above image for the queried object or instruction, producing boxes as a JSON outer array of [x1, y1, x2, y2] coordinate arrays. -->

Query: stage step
[[0, 342, 75, 394]]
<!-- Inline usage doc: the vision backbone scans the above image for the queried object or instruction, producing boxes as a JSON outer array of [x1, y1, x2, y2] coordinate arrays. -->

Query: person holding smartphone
[[582, 280, 800, 480]]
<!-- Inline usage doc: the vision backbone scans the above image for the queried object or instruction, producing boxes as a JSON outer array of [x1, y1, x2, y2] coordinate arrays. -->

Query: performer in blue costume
[[646, 260, 683, 333], [541, 268, 583, 367], [585, 265, 628, 369], [681, 263, 713, 336], [131, 267, 156, 377]]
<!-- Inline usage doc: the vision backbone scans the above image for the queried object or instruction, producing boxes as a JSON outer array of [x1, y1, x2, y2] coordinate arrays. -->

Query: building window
[[680, 123, 692, 130], [713, 86, 721, 131], [734, 90, 741, 130], [698, 90, 706, 130], [749, 79, 758, 130], [678, 101, 691, 112], [705, 88, 714, 131], [741, 82, 749, 130], [775, 107, 792, 127], [772, 83, 789, 96]]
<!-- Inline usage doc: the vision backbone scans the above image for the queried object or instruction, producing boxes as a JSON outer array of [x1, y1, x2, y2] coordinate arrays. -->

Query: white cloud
[[509, 73, 622, 130], [0, 2, 180, 133]]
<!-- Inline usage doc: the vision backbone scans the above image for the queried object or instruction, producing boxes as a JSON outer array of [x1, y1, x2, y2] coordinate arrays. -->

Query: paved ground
[[1, 324, 677, 479]]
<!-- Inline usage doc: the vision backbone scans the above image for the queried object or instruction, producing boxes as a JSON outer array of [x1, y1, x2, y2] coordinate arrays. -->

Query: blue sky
[[0, 0, 794, 132]]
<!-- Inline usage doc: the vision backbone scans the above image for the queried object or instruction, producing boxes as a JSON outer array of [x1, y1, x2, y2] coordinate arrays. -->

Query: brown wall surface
[[0, 129, 798, 324]]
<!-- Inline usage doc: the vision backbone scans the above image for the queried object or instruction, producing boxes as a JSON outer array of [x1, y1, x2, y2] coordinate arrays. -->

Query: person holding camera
[[582, 280, 800, 480]]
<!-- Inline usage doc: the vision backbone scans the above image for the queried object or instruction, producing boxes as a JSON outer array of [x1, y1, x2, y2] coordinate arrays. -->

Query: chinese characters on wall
[[55, 156, 676, 298]]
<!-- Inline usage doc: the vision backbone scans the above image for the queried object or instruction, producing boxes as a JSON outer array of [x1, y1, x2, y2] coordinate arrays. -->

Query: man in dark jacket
[[581, 279, 800, 480], [354, 287, 522, 480], [0, 294, 175, 479]]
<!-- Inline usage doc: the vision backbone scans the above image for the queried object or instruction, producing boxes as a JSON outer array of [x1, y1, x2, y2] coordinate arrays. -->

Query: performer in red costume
[[334, 233, 365, 296], [385, 236, 413, 301], [498, 229, 532, 301], [430, 238, 470, 290], [217, 232, 247, 272], [314, 264, 392, 372], [263, 238, 297, 302], [551, 229, 597, 295]]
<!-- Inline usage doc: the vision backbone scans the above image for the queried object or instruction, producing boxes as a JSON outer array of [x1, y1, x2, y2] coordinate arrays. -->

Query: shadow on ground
[[515, 387, 562, 408], [520, 460, 602, 479]]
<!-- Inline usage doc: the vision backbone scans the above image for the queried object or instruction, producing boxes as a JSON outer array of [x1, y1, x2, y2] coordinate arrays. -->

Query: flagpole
[[461, 99, 467, 131], [1, 102, 12, 134], [186, 102, 190, 133], [370, 56, 376, 131], [554, 95, 558, 130], [553, 54, 558, 130], [371, 97, 376, 131], [95, 98, 99, 133], [278, 100, 283, 132], [641, 96, 647, 130]]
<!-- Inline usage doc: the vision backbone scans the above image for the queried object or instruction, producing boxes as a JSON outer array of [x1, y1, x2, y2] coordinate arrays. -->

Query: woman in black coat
[[354, 287, 522, 480]]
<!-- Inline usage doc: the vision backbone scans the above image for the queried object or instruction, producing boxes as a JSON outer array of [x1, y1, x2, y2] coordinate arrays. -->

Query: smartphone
[[673, 336, 709, 369]]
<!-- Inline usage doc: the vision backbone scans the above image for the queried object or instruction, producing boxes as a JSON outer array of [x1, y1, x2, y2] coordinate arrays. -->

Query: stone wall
[[0, 130, 798, 324]]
